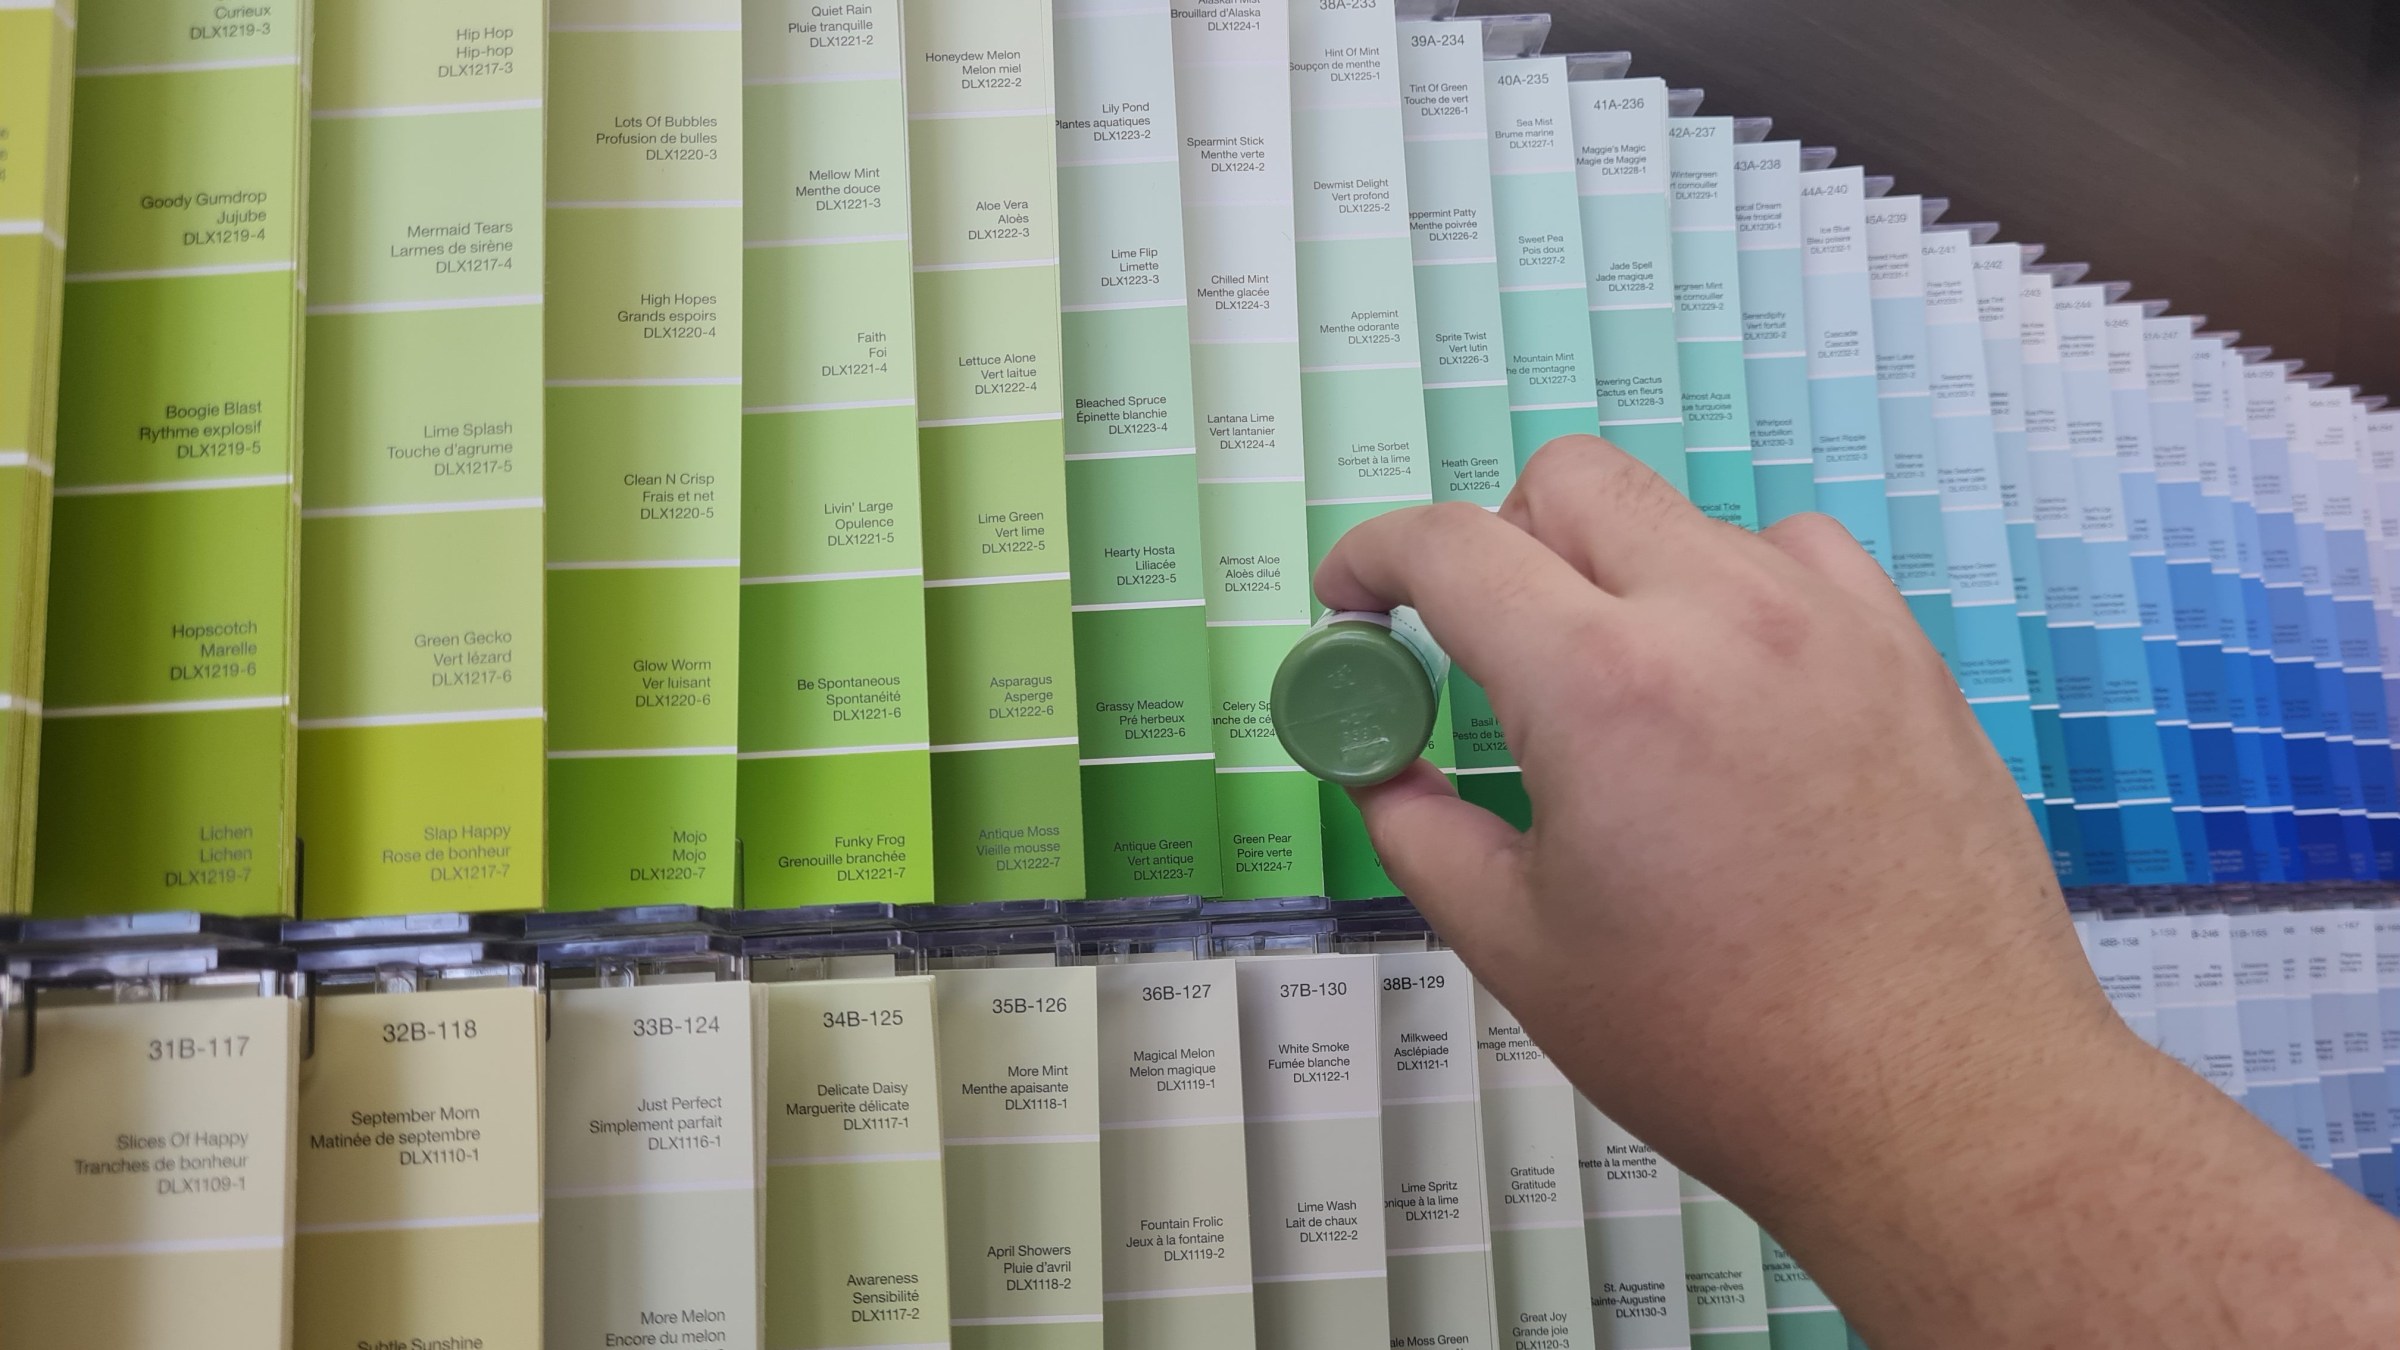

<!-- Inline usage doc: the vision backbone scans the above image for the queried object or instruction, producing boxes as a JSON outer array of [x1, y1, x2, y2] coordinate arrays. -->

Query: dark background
[[1458, 0, 2400, 392]]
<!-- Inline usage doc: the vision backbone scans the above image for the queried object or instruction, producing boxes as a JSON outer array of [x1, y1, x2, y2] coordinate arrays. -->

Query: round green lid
[[1270, 620, 1441, 787]]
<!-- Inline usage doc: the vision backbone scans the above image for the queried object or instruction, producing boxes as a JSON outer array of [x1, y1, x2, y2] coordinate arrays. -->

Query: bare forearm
[[1736, 1027, 2400, 1347]]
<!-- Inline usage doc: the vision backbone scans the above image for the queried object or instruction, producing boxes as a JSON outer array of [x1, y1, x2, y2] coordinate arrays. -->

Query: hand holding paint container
[[1271, 609, 1451, 786]]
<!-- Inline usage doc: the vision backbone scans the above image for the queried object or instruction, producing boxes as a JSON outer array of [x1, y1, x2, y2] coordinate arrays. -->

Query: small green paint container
[[1269, 608, 1451, 787]]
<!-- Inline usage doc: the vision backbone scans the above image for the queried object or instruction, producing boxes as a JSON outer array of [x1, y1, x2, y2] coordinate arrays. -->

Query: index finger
[[1313, 500, 1611, 681]]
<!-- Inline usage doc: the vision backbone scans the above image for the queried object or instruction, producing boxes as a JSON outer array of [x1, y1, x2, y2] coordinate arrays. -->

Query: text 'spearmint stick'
[[1052, 0, 1221, 898], [2233, 351, 2301, 878], [2166, 324, 2248, 877], [1221, 921, 1391, 1350], [299, 0, 545, 916], [926, 927, 1103, 1349], [2276, 906, 2335, 1172], [1290, 0, 1442, 900], [1468, 13, 1580, 829], [0, 935, 296, 1348], [2109, 302, 2209, 880], [38, 0, 311, 915], [2332, 906, 2396, 1211], [1972, 237, 2073, 869], [2017, 261, 2112, 881], [907, 0, 1087, 900], [1080, 922, 1257, 1349], [1574, 1098, 1691, 1350], [1565, 54, 1687, 492], [544, 0, 742, 906], [1864, 192, 1954, 656], [1795, 152, 1892, 569], [747, 930, 952, 1350], [738, 0, 936, 904], [1480, 16, 1598, 469], [1399, 5, 1530, 830], [1473, 982, 1596, 1350], [1665, 90, 1757, 528], [292, 936, 543, 1348], [1919, 225, 2043, 828], [0, 0, 73, 910], [1170, 0, 1321, 899], [1397, 1, 1513, 510], [538, 932, 762, 1348], [1733, 127, 1816, 529], [1343, 922, 1499, 1349], [2231, 908, 2301, 1146], [2052, 276, 2183, 882]]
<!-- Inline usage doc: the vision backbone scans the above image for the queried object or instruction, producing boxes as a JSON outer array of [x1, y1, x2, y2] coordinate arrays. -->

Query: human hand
[[1316, 434, 2394, 1345]]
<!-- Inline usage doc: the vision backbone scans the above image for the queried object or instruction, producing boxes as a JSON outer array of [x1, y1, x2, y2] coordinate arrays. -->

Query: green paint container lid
[[1270, 609, 1450, 787]]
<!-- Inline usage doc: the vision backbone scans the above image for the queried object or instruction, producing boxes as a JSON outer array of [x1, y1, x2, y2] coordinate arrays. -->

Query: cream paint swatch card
[[1235, 952, 1389, 1350], [295, 986, 543, 1349], [0, 995, 299, 1350], [760, 974, 951, 1349], [545, 980, 761, 1350], [1094, 958, 1256, 1350], [1472, 984, 1594, 1350], [1375, 948, 1498, 1350], [936, 963, 1104, 1350]]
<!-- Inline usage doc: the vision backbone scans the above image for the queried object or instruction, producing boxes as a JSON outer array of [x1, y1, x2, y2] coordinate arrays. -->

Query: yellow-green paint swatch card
[[546, 978, 763, 1348], [760, 972, 953, 1348], [38, 0, 312, 915], [546, 0, 744, 907], [295, 984, 543, 1348], [0, 986, 299, 1349], [298, 0, 547, 915], [0, 0, 76, 911], [935, 961, 1104, 1348], [738, 0, 937, 905]]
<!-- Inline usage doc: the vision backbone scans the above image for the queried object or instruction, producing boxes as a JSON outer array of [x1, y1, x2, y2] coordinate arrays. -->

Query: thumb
[[1349, 759, 1532, 925]]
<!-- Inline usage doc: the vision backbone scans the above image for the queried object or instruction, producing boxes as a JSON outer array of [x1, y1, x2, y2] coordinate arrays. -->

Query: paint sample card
[[299, 0, 546, 914], [907, 0, 1088, 900], [1056, 0, 1222, 898], [1170, 0, 1322, 900], [760, 975, 952, 1349], [545, 0, 744, 906], [738, 0, 936, 904], [936, 963, 1104, 1348], [0, 0, 74, 911], [295, 987, 543, 1349], [0, 996, 298, 1349], [1472, 984, 1594, 1350], [1666, 111, 1755, 527], [545, 980, 762, 1350], [1864, 195, 1953, 657], [1566, 66, 1685, 490], [1375, 949, 1498, 1349], [1795, 164, 1890, 569], [1575, 1101, 1691, 1350], [38, 0, 312, 915], [1094, 958, 1257, 1349], [1235, 953, 1390, 1350], [1733, 140, 1814, 528], [1482, 49, 1598, 466]]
